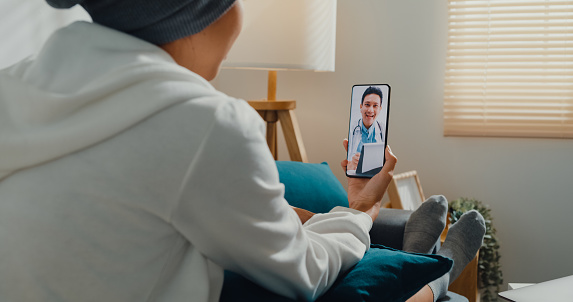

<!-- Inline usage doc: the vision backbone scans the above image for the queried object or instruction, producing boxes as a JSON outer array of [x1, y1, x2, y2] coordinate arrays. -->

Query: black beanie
[[46, 0, 237, 45]]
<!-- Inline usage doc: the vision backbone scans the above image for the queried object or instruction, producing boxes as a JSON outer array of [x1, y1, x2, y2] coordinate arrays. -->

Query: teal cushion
[[317, 245, 453, 302], [221, 245, 453, 302], [221, 271, 294, 302], [276, 161, 348, 213], [221, 162, 453, 301]]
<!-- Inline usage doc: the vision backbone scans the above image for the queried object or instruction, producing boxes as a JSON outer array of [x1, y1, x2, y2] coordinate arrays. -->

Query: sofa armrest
[[369, 208, 413, 249], [370, 208, 442, 256]]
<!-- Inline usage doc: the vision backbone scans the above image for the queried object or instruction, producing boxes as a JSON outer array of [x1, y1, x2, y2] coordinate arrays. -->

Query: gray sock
[[427, 210, 486, 301], [402, 195, 448, 254]]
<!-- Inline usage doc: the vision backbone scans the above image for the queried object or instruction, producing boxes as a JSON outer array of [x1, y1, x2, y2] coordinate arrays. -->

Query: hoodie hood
[[0, 21, 223, 180]]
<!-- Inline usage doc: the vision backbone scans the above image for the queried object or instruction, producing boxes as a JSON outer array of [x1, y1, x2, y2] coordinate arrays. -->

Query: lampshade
[[222, 0, 337, 72]]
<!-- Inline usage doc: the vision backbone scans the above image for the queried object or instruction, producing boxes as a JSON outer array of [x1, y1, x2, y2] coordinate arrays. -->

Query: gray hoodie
[[0, 21, 372, 302]]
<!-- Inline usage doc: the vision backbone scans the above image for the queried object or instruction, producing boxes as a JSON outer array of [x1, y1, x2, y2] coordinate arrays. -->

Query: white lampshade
[[222, 0, 337, 72]]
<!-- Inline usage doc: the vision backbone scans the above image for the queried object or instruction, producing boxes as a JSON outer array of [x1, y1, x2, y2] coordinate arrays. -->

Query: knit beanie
[[46, 0, 237, 45]]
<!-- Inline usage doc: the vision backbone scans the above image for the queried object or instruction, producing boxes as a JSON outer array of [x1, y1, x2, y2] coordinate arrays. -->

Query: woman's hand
[[347, 152, 360, 171], [341, 139, 397, 221]]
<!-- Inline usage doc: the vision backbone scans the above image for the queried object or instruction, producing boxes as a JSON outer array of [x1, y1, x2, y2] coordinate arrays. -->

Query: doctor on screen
[[347, 86, 385, 171]]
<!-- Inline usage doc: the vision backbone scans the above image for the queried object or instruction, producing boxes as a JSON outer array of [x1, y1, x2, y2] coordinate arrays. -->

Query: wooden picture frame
[[387, 170, 425, 210]]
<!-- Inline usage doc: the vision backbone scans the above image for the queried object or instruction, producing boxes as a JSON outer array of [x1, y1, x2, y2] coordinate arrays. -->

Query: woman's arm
[[291, 206, 315, 224], [170, 100, 374, 301]]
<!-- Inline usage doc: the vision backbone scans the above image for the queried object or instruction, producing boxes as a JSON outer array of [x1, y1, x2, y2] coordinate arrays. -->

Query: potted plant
[[449, 197, 503, 302]]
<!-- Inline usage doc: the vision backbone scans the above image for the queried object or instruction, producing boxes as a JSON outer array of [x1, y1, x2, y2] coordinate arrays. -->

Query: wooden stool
[[246, 70, 308, 162], [248, 99, 308, 162]]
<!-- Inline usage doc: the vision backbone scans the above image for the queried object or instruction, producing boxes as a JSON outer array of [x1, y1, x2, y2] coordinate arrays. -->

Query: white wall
[[215, 0, 573, 289], [0, 0, 89, 69]]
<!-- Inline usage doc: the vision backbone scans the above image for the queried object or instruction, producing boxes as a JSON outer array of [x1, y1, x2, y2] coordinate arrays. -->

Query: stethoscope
[[352, 119, 383, 138]]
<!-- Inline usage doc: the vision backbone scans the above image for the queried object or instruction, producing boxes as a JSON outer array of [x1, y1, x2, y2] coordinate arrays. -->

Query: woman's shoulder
[[171, 94, 264, 138]]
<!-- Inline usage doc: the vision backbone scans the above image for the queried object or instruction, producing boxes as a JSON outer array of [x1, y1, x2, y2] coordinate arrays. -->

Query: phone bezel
[[345, 84, 391, 178]]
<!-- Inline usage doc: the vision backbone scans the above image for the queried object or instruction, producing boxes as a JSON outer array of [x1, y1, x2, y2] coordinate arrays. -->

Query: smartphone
[[346, 84, 391, 178]]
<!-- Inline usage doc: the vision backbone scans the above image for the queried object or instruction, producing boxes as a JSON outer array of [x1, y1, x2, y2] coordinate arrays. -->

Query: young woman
[[0, 1, 483, 301]]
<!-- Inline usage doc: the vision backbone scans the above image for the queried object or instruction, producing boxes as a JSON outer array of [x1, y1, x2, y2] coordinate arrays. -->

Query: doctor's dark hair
[[361, 86, 383, 104]]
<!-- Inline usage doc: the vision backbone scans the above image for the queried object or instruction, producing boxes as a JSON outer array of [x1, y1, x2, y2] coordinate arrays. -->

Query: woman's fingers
[[364, 146, 397, 198], [353, 146, 397, 200], [340, 159, 349, 172], [341, 139, 350, 172], [382, 145, 397, 173]]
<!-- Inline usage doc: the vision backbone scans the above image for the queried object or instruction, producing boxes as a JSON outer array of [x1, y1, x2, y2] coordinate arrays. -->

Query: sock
[[402, 195, 448, 254], [428, 210, 486, 302]]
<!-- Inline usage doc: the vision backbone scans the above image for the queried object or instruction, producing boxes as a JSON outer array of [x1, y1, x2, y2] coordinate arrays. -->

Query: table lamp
[[222, 0, 337, 162]]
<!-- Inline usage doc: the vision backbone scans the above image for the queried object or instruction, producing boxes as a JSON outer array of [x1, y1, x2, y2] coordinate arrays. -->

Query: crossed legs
[[402, 196, 486, 302]]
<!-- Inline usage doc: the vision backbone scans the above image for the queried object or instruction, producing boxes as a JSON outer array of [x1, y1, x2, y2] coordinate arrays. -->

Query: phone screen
[[346, 84, 390, 178]]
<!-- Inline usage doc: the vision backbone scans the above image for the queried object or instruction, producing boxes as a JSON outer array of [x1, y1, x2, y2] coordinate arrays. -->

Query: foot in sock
[[402, 195, 448, 254], [428, 210, 486, 301]]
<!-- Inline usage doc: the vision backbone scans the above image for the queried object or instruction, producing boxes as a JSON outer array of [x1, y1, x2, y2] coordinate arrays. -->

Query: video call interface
[[346, 84, 390, 177]]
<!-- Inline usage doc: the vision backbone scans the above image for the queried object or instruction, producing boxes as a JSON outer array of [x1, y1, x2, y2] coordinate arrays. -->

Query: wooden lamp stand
[[247, 71, 308, 162]]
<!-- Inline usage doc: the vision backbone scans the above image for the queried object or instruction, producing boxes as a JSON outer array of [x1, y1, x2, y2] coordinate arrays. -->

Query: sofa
[[220, 161, 468, 302]]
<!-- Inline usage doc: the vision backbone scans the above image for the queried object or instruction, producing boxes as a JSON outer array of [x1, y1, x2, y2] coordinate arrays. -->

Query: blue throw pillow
[[317, 245, 453, 302], [221, 271, 294, 302], [276, 161, 348, 213], [221, 245, 453, 302], [221, 162, 453, 301]]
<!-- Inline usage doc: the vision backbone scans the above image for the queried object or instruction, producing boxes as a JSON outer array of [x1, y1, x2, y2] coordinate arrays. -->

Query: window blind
[[444, 0, 573, 138]]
